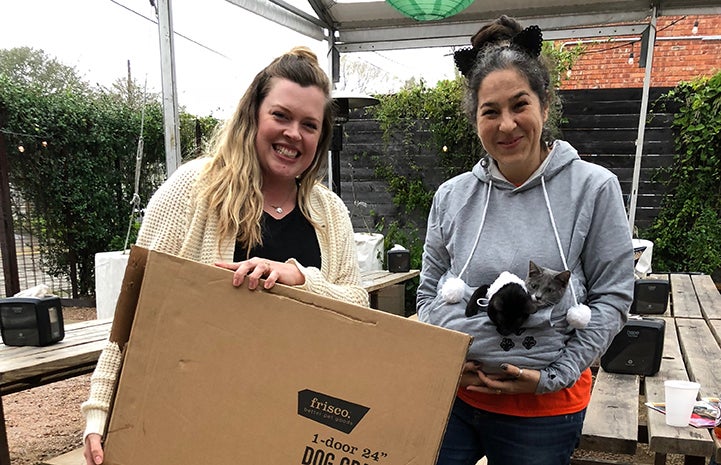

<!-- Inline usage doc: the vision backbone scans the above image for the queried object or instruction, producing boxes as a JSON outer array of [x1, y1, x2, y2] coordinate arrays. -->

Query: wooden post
[[0, 126, 20, 297], [0, 397, 10, 465]]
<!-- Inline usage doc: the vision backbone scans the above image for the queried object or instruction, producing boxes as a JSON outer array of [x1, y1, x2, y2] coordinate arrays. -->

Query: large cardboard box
[[103, 247, 471, 464]]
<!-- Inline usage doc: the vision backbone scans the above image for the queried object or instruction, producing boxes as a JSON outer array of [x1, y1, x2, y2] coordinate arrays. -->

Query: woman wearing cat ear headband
[[417, 15, 634, 465]]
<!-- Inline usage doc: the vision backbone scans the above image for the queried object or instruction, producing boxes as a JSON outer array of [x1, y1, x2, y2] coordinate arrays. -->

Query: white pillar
[[628, 7, 657, 235]]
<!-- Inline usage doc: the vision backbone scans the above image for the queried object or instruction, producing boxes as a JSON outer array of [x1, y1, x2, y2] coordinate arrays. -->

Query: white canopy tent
[[155, 0, 721, 232], [232, 0, 720, 50]]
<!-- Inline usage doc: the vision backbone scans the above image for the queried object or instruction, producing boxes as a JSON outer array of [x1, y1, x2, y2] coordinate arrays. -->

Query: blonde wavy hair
[[199, 46, 334, 254]]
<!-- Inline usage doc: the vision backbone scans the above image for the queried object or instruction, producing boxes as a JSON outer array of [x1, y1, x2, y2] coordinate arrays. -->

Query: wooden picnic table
[[361, 269, 420, 314], [360, 268, 420, 293], [578, 273, 721, 465]]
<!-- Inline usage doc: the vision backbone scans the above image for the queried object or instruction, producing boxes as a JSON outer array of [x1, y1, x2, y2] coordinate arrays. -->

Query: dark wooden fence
[[338, 87, 677, 235], [560, 87, 676, 231]]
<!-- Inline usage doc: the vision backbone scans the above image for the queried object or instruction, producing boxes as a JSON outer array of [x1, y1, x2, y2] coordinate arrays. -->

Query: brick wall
[[557, 14, 721, 90]]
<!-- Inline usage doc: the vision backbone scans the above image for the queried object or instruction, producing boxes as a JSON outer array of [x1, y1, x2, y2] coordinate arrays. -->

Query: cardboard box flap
[[108, 245, 147, 348], [105, 249, 471, 465]]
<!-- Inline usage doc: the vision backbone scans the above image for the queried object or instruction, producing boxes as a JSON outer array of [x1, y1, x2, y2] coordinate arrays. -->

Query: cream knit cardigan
[[82, 157, 369, 439]]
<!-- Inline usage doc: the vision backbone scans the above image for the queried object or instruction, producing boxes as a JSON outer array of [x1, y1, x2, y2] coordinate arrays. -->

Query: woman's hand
[[84, 433, 103, 465], [215, 258, 305, 290], [465, 363, 540, 395], [460, 360, 486, 389]]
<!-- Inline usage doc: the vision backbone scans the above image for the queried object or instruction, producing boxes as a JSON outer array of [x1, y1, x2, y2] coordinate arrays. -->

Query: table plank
[[691, 274, 721, 320], [645, 318, 714, 459], [709, 320, 721, 348], [0, 319, 111, 389], [676, 317, 721, 461], [670, 274, 703, 319], [676, 318, 721, 400], [0, 319, 110, 359], [580, 369, 639, 454], [361, 269, 419, 293], [0, 323, 109, 358]]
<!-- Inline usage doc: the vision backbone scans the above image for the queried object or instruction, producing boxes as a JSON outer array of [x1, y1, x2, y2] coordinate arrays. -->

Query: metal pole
[[331, 124, 343, 196], [627, 7, 657, 235], [156, 0, 181, 177], [327, 33, 339, 192]]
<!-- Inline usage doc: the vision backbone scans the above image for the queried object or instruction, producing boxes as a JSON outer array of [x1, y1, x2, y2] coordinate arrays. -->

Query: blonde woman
[[82, 47, 368, 465]]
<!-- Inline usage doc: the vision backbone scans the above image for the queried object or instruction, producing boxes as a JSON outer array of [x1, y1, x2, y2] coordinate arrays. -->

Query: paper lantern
[[386, 0, 474, 21]]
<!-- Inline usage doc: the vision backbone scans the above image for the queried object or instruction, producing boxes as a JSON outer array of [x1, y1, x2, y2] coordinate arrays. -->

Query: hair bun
[[288, 46, 319, 65], [470, 14, 522, 49]]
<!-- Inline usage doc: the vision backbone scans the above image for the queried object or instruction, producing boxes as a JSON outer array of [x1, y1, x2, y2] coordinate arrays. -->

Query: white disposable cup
[[664, 380, 700, 427]]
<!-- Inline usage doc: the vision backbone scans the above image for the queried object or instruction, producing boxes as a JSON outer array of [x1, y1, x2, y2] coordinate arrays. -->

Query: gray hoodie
[[417, 140, 634, 393]]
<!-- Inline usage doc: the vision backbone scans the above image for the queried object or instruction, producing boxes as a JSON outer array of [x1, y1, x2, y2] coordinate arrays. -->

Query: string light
[[692, 20, 699, 35], [0, 129, 50, 150]]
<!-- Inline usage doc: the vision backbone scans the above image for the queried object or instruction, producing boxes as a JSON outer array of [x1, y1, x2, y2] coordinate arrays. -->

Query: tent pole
[[157, 0, 182, 177], [328, 33, 339, 192], [627, 6, 657, 236]]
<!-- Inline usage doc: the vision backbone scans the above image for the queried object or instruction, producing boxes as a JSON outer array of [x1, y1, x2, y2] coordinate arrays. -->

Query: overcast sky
[[1, 0, 456, 119]]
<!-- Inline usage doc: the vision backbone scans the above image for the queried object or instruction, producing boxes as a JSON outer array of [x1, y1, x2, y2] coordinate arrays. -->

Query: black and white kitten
[[466, 280, 535, 336], [465, 261, 571, 336]]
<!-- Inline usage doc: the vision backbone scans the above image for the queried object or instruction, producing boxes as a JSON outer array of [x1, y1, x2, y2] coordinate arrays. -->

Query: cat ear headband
[[453, 25, 544, 78]]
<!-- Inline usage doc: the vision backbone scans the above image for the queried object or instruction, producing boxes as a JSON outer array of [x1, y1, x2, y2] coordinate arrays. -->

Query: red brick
[[555, 14, 721, 89]]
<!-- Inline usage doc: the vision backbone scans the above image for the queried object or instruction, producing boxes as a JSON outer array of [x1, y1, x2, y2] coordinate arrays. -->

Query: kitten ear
[[528, 260, 541, 276], [556, 270, 571, 286]]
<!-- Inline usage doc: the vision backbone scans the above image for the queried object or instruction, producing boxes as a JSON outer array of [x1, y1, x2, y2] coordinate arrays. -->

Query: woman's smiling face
[[255, 77, 326, 183], [476, 68, 549, 185]]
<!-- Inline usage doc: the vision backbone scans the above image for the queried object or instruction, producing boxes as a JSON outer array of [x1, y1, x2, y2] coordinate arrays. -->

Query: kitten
[[465, 277, 536, 337], [526, 260, 571, 309], [464, 261, 571, 336]]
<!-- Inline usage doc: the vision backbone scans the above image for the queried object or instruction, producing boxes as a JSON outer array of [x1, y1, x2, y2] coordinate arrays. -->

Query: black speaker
[[630, 279, 669, 315], [387, 249, 410, 273], [601, 318, 664, 376], [0, 296, 65, 346]]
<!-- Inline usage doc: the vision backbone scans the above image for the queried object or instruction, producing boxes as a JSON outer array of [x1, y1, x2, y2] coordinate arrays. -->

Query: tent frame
[[157, 0, 721, 233]]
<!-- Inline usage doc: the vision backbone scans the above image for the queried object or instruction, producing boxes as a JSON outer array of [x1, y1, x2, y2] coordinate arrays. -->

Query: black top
[[233, 207, 321, 268]]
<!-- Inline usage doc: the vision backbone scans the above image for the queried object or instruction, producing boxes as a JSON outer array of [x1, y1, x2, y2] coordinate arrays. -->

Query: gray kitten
[[526, 260, 571, 309]]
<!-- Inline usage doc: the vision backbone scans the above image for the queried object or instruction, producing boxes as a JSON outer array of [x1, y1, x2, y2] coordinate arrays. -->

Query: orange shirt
[[457, 368, 592, 417]]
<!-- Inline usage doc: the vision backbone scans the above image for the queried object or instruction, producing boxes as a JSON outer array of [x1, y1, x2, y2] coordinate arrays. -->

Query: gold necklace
[[268, 185, 296, 214]]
